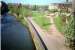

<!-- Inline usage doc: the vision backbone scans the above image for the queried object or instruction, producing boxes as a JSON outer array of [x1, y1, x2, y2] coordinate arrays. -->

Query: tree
[[66, 0, 68, 2], [32, 5, 39, 11], [64, 0, 75, 49]]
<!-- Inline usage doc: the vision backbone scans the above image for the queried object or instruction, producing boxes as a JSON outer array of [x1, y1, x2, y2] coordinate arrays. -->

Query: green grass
[[32, 11, 50, 30], [54, 16, 63, 32]]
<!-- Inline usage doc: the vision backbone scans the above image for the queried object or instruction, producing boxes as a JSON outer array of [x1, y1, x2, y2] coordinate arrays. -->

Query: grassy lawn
[[32, 11, 51, 30], [54, 16, 63, 32]]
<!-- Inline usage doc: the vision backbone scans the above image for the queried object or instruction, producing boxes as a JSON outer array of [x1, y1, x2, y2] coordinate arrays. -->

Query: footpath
[[27, 17, 71, 50]]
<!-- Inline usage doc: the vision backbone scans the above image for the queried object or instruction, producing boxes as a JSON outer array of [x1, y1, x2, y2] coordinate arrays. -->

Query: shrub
[[63, 16, 75, 49]]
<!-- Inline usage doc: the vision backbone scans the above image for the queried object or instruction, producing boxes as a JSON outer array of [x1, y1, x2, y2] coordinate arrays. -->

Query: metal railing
[[25, 17, 48, 50]]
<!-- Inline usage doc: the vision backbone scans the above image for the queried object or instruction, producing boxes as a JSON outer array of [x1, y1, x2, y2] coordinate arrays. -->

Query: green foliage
[[32, 12, 50, 30], [64, 17, 74, 39], [63, 16, 75, 48], [8, 4, 31, 27], [32, 11, 45, 17], [55, 14, 75, 49], [49, 9, 58, 13], [21, 7, 31, 17], [32, 5, 39, 11], [54, 16, 63, 32]]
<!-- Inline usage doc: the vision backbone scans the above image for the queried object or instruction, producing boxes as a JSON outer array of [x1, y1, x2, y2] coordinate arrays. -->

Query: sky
[[1, 0, 71, 5]]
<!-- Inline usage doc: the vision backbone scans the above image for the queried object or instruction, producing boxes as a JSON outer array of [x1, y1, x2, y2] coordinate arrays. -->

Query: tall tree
[[66, 0, 69, 2], [64, 0, 75, 49]]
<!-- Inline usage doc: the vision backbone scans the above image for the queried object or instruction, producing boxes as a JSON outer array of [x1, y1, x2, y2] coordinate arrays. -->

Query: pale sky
[[1, 0, 71, 5]]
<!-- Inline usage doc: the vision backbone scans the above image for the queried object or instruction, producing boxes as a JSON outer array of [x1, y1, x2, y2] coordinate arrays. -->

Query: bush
[[32, 12, 50, 30], [49, 9, 58, 13], [63, 16, 75, 49]]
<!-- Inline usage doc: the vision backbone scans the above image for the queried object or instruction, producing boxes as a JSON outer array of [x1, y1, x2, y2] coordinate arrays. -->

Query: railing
[[25, 17, 48, 50]]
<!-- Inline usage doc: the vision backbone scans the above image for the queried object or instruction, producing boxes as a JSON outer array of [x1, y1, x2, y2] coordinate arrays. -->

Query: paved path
[[28, 17, 71, 50]]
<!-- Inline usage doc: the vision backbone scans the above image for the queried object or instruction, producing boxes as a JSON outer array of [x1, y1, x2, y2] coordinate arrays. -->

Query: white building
[[48, 4, 58, 10]]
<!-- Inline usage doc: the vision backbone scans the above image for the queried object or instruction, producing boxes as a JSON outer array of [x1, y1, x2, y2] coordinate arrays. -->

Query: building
[[48, 2, 72, 12], [48, 4, 58, 10]]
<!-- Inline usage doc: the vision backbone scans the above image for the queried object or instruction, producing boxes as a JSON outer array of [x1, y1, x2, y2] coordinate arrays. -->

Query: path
[[28, 16, 71, 50]]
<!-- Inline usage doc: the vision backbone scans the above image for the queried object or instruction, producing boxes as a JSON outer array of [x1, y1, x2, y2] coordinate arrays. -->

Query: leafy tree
[[64, 14, 75, 49]]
